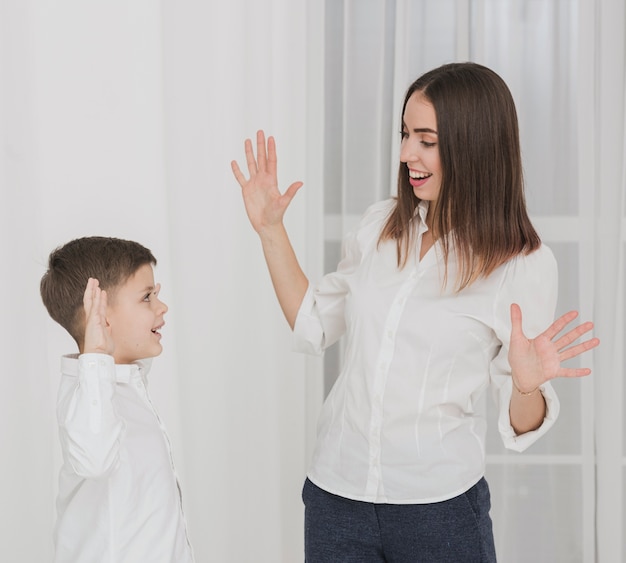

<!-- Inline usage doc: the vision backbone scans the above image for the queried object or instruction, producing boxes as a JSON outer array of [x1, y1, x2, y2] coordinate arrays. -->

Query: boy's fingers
[[83, 278, 94, 307], [100, 290, 108, 317]]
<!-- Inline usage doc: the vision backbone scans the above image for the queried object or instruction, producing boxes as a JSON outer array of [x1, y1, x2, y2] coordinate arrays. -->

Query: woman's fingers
[[552, 321, 595, 351], [509, 303, 523, 339], [244, 137, 258, 176], [282, 181, 304, 204], [233, 130, 272, 185], [267, 135, 277, 177], [542, 310, 580, 341], [231, 160, 247, 186], [558, 337, 601, 362], [558, 366, 593, 378], [256, 130, 267, 171]]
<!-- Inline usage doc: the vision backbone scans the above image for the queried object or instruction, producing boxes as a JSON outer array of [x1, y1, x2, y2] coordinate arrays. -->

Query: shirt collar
[[415, 200, 430, 225]]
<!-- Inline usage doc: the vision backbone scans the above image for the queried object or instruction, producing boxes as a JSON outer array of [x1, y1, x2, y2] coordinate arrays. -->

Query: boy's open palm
[[83, 278, 114, 357], [231, 130, 303, 234]]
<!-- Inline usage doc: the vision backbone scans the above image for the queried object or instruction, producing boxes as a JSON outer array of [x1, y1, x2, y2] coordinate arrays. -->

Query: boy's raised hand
[[82, 278, 114, 357], [508, 303, 600, 393], [231, 130, 303, 234]]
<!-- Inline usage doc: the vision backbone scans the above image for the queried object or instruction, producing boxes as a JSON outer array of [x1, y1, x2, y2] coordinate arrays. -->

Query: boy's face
[[106, 264, 168, 364]]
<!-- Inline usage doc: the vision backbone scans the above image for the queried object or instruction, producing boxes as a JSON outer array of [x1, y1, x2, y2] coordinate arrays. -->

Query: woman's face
[[399, 91, 442, 208]]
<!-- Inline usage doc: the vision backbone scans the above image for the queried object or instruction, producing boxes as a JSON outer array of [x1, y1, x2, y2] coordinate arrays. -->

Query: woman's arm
[[508, 303, 599, 434], [232, 130, 308, 329]]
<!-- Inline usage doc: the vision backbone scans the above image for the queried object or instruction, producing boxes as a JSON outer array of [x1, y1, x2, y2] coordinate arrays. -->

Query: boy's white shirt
[[54, 353, 194, 563]]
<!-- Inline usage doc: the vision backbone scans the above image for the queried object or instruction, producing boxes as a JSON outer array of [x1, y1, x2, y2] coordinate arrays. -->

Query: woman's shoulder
[[355, 198, 396, 236], [361, 198, 397, 222], [503, 243, 558, 284], [515, 243, 556, 267], [343, 198, 396, 254]]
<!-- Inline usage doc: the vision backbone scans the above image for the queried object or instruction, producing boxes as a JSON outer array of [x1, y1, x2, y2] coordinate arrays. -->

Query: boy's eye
[[143, 293, 151, 302]]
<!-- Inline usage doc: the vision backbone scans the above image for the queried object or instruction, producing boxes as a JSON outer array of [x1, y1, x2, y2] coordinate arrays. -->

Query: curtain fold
[[592, 0, 626, 559]]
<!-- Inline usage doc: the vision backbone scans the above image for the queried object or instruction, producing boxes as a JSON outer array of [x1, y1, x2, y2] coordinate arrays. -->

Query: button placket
[[364, 267, 420, 498]]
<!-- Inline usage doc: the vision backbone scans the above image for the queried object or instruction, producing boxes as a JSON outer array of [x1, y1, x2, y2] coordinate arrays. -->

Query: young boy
[[40, 236, 194, 563]]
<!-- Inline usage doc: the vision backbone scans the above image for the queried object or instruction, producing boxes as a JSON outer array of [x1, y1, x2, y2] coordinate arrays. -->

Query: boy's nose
[[157, 299, 168, 314]]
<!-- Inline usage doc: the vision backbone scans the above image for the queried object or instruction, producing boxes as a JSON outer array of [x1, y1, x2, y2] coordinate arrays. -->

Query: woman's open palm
[[231, 130, 303, 234], [508, 303, 600, 393]]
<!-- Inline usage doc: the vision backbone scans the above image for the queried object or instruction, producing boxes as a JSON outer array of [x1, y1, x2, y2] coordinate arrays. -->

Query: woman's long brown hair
[[379, 62, 540, 289]]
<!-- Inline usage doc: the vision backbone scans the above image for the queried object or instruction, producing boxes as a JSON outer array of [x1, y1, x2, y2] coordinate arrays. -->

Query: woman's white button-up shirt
[[293, 199, 560, 504]]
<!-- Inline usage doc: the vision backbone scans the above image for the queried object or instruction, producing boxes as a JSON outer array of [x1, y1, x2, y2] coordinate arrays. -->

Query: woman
[[232, 62, 599, 562]]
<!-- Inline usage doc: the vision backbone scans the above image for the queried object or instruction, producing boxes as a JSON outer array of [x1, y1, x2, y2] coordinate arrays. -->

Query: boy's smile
[[106, 264, 168, 364]]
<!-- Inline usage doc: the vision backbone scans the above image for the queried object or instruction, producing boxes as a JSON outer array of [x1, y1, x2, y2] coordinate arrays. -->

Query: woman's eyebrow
[[401, 121, 437, 134]]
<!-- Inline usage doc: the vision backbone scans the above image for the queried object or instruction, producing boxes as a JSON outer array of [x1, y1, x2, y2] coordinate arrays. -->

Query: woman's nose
[[399, 139, 416, 163]]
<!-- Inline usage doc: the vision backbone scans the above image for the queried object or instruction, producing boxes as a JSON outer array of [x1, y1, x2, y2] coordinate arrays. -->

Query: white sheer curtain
[[0, 1, 317, 561], [321, 0, 625, 561]]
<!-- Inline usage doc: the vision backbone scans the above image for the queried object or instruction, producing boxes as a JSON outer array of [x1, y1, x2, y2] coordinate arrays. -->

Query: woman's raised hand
[[508, 303, 600, 394], [231, 130, 303, 234]]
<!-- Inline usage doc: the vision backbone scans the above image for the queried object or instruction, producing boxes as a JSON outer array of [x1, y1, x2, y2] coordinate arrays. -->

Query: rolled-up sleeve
[[292, 199, 395, 356], [57, 353, 125, 477], [489, 245, 561, 452], [292, 230, 359, 356]]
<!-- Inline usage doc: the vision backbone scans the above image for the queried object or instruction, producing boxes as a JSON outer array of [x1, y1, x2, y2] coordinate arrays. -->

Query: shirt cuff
[[497, 378, 561, 452], [292, 287, 325, 356], [78, 353, 116, 381], [76, 354, 116, 434]]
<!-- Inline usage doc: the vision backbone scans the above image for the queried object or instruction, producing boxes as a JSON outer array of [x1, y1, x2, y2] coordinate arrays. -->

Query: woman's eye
[[421, 141, 437, 148], [400, 130, 408, 139]]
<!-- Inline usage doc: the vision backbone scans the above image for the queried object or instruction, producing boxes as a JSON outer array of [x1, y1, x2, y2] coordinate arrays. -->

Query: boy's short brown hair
[[40, 236, 156, 346]]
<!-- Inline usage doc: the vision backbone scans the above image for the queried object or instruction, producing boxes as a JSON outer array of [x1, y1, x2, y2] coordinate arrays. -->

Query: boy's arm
[[58, 355, 124, 477], [57, 279, 123, 478]]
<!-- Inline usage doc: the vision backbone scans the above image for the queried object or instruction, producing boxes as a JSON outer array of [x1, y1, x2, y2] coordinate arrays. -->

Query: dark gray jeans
[[302, 477, 497, 562]]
